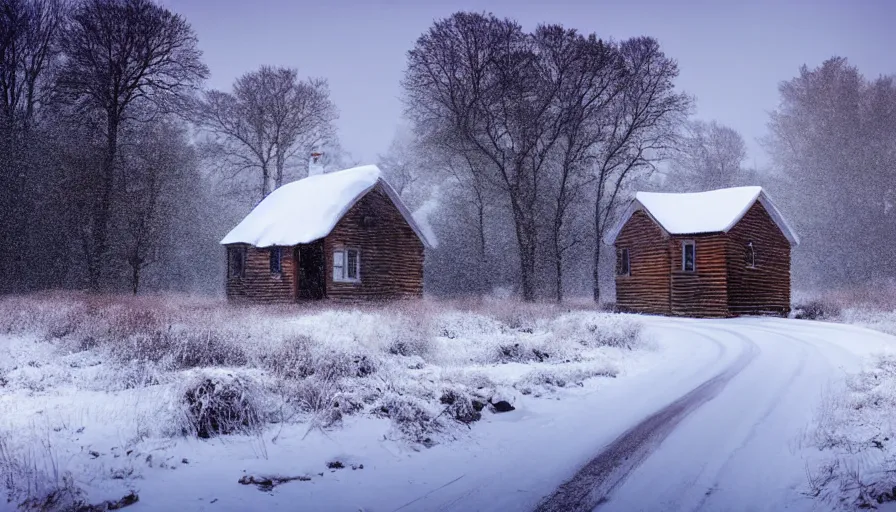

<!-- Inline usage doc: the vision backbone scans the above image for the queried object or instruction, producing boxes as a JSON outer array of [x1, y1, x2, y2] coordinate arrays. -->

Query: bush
[[375, 392, 442, 445], [182, 374, 262, 439], [792, 300, 842, 321], [550, 313, 644, 349]]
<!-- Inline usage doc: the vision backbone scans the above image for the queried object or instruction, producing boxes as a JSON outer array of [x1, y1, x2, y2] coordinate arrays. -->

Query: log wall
[[669, 234, 730, 318], [224, 244, 296, 303], [323, 185, 424, 300], [614, 210, 672, 315], [725, 201, 792, 316]]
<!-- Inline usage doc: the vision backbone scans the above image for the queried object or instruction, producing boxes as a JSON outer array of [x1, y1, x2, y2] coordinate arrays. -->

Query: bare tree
[[117, 120, 195, 294], [56, 0, 207, 291], [536, 26, 623, 301], [404, 13, 575, 301], [193, 66, 337, 202], [591, 37, 692, 303], [0, 0, 66, 292], [766, 57, 896, 287], [667, 119, 748, 191]]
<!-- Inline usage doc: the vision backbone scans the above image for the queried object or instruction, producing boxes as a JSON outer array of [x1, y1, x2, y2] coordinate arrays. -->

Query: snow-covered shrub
[[181, 373, 263, 439], [259, 335, 316, 380], [807, 354, 896, 509], [517, 363, 618, 392], [439, 388, 484, 424], [375, 392, 443, 445], [792, 299, 842, 321], [550, 312, 645, 349]]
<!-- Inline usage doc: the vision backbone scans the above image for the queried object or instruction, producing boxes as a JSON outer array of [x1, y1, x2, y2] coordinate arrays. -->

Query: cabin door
[[296, 241, 325, 300]]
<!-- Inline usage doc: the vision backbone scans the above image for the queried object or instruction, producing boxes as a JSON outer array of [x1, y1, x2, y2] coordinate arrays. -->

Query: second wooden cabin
[[606, 186, 799, 318]]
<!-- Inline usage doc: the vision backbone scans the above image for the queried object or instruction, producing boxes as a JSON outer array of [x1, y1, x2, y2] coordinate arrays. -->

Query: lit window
[[682, 241, 696, 272]]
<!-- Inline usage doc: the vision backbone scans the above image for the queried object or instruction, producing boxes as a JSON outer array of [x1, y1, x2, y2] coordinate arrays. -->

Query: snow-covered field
[[0, 293, 657, 511], [3, 293, 896, 512]]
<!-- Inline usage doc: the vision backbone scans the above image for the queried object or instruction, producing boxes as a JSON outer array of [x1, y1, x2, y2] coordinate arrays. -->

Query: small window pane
[[746, 242, 755, 267], [270, 248, 281, 274], [333, 250, 344, 281], [346, 250, 359, 280], [683, 243, 695, 272]]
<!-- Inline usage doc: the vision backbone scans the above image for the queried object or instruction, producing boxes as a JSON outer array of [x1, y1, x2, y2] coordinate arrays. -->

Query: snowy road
[[93, 317, 896, 512], [536, 317, 895, 512]]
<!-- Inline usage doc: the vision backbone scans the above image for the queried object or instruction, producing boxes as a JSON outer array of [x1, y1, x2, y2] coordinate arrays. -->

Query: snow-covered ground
[[2, 294, 896, 512]]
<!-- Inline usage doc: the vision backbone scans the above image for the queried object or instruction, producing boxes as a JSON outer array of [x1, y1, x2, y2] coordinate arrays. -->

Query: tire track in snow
[[533, 327, 758, 512], [687, 324, 812, 511]]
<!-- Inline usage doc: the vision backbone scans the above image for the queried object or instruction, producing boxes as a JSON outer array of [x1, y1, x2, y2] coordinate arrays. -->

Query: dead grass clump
[[182, 374, 262, 439]]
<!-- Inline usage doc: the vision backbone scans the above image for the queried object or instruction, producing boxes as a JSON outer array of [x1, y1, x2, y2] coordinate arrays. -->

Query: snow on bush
[[180, 372, 265, 439], [0, 293, 651, 450], [807, 354, 896, 509]]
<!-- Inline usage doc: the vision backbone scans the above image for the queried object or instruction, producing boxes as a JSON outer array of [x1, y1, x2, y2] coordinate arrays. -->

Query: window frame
[[228, 246, 246, 279], [617, 248, 631, 276], [682, 240, 696, 272], [269, 247, 282, 275], [333, 247, 361, 283]]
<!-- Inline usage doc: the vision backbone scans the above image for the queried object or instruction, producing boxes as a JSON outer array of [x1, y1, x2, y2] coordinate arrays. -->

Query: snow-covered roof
[[220, 165, 432, 248], [606, 186, 799, 245]]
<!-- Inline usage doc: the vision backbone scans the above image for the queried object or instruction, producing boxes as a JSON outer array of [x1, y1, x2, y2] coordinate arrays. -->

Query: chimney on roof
[[309, 149, 324, 176]]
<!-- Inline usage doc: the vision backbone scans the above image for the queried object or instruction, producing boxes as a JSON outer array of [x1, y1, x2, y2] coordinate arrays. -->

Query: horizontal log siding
[[670, 234, 729, 318], [725, 202, 792, 316], [614, 210, 672, 315], [323, 186, 424, 301], [225, 245, 296, 303]]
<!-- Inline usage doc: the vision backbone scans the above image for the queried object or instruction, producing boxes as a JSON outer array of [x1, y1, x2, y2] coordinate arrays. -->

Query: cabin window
[[269, 247, 282, 274], [228, 246, 246, 279], [617, 248, 631, 276], [682, 241, 696, 272], [333, 248, 360, 282], [746, 241, 756, 268]]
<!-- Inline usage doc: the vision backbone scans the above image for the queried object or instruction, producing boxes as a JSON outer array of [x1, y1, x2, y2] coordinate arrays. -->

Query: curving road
[[535, 317, 895, 512]]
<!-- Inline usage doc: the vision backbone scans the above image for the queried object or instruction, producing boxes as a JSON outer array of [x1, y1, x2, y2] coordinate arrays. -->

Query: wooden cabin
[[606, 186, 799, 317], [220, 165, 431, 302]]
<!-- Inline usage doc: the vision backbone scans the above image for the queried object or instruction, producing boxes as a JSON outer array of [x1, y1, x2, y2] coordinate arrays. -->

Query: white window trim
[[333, 247, 361, 283], [682, 240, 696, 272]]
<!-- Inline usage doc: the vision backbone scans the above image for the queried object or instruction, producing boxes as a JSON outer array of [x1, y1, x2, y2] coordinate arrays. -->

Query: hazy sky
[[166, 0, 893, 167]]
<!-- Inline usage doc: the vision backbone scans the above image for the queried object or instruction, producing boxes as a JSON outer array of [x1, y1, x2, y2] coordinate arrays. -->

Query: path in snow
[[535, 317, 895, 512], [67, 318, 894, 512]]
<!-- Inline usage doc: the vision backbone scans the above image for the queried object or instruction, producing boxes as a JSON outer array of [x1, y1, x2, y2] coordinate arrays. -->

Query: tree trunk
[[555, 250, 563, 303], [593, 240, 603, 304], [88, 115, 119, 292], [131, 264, 140, 295]]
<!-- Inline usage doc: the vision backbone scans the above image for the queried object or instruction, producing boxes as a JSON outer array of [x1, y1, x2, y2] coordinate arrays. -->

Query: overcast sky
[[166, 0, 893, 167]]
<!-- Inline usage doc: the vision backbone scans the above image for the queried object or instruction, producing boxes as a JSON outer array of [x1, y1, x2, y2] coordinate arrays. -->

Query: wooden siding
[[614, 210, 672, 315], [225, 245, 296, 303], [725, 201, 791, 315], [323, 185, 424, 300], [670, 234, 729, 317]]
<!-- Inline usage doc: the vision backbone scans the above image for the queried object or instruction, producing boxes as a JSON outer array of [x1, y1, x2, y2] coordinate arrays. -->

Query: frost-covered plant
[[182, 374, 263, 439], [807, 354, 896, 509]]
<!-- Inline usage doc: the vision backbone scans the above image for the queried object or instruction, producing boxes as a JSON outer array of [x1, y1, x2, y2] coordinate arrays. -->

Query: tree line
[[1, 3, 892, 299], [0, 0, 338, 294]]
